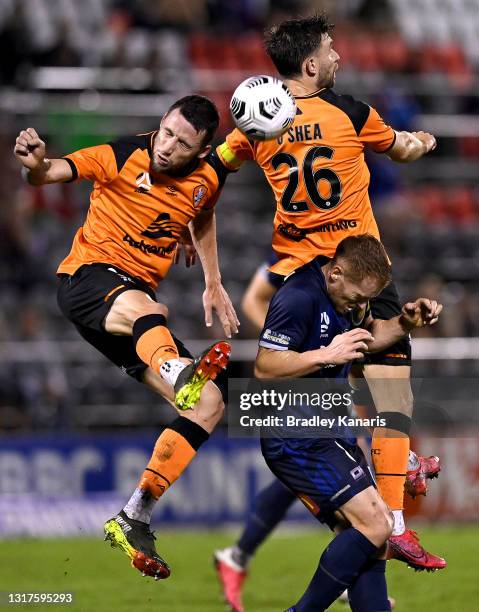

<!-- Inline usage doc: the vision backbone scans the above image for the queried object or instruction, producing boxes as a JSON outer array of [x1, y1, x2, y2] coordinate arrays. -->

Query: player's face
[[312, 34, 340, 89], [151, 109, 211, 175], [326, 265, 384, 315]]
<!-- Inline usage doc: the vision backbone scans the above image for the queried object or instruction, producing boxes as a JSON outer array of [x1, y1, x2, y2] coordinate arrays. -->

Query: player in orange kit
[[14, 95, 239, 579], [217, 14, 444, 572]]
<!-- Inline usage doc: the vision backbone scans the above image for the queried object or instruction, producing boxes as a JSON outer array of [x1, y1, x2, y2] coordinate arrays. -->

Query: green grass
[[1, 526, 478, 611]]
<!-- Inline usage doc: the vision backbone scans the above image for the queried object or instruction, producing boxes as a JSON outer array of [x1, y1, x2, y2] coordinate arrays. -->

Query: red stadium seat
[[446, 186, 476, 225], [332, 33, 352, 68], [458, 137, 479, 159], [377, 33, 410, 72], [350, 32, 380, 71]]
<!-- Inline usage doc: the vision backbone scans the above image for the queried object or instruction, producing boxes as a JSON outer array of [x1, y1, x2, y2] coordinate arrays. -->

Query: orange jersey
[[58, 132, 227, 288], [217, 89, 395, 276]]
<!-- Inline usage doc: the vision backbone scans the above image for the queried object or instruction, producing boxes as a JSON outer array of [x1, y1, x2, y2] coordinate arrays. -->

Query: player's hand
[[400, 298, 442, 330], [320, 328, 374, 365], [203, 283, 240, 338], [412, 131, 436, 154], [174, 242, 197, 267], [13, 128, 47, 169]]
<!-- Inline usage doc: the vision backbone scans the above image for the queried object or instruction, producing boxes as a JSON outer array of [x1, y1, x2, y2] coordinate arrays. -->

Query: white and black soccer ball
[[230, 75, 297, 141]]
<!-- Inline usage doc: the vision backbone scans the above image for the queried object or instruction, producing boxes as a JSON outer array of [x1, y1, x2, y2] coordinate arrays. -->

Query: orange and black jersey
[[217, 89, 395, 276], [58, 131, 228, 288]]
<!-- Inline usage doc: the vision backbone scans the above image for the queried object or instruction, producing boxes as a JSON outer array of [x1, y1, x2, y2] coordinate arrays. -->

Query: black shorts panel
[[57, 264, 193, 381], [72, 323, 193, 382], [261, 436, 375, 529], [57, 263, 157, 332], [364, 281, 411, 366]]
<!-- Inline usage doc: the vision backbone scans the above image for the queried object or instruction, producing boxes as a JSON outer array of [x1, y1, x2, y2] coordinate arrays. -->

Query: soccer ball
[[230, 75, 297, 141]]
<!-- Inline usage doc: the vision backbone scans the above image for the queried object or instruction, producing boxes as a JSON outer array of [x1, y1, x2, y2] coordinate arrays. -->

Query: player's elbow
[[254, 358, 271, 379], [254, 364, 268, 379]]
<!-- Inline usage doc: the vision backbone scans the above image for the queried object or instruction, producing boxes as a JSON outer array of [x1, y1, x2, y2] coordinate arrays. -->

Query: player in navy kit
[[255, 235, 441, 611]]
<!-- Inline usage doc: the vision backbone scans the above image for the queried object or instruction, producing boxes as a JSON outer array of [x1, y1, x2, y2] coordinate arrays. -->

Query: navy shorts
[[57, 263, 193, 381], [261, 436, 375, 529]]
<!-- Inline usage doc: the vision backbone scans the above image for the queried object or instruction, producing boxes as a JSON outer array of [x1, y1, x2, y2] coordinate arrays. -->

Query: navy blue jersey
[[259, 256, 365, 379]]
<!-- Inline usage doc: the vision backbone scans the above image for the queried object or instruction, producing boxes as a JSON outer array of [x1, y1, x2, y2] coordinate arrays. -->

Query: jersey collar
[[294, 88, 329, 99]]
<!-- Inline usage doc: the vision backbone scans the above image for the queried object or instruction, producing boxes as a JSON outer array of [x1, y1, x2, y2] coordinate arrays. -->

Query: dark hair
[[332, 234, 392, 287], [166, 95, 219, 145], [265, 13, 334, 78]]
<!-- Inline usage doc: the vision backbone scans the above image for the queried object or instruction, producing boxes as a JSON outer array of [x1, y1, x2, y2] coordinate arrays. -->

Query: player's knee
[[133, 301, 169, 321], [355, 500, 393, 545], [372, 508, 394, 543], [196, 383, 225, 423]]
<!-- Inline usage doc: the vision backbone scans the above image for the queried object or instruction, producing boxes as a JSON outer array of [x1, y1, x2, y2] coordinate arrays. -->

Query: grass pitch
[[1, 526, 478, 611]]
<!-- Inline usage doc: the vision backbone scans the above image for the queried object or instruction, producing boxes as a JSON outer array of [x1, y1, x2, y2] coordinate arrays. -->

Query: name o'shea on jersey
[[277, 122, 323, 144], [218, 90, 395, 275]]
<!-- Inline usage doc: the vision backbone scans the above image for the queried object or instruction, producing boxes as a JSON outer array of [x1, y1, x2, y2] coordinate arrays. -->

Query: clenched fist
[[14, 128, 47, 170]]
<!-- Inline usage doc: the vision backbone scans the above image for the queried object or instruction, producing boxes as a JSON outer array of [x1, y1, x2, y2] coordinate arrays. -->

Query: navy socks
[[294, 528, 379, 611], [238, 479, 296, 556], [348, 558, 390, 611]]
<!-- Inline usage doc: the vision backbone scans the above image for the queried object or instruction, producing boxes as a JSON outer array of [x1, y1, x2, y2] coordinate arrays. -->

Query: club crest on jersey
[[135, 172, 154, 194], [193, 184, 208, 208]]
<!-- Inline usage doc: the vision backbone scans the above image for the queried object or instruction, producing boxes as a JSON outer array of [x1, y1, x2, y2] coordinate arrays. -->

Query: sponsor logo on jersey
[[141, 212, 183, 240], [320, 312, 330, 336], [278, 219, 358, 242], [135, 172, 154, 194], [166, 185, 178, 196], [123, 234, 177, 257], [193, 184, 208, 208]]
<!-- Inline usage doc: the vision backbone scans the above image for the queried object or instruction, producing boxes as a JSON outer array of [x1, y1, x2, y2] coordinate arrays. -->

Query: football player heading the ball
[[219, 11, 443, 573]]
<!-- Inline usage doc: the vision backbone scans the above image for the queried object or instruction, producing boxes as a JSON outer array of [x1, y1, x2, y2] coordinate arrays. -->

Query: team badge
[[193, 184, 208, 208]]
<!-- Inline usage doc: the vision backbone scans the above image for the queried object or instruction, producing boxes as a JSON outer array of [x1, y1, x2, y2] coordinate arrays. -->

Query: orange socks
[[371, 412, 412, 510], [138, 417, 210, 499], [133, 314, 179, 374]]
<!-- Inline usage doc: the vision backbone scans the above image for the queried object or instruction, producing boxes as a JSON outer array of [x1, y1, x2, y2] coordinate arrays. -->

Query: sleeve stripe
[[258, 341, 289, 351], [380, 130, 397, 153], [62, 157, 78, 182]]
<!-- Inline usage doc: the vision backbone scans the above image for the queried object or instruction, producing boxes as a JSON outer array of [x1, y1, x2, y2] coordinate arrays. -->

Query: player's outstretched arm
[[254, 329, 374, 379], [14, 128, 73, 185], [366, 298, 443, 353], [387, 130, 436, 163], [189, 209, 239, 338]]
